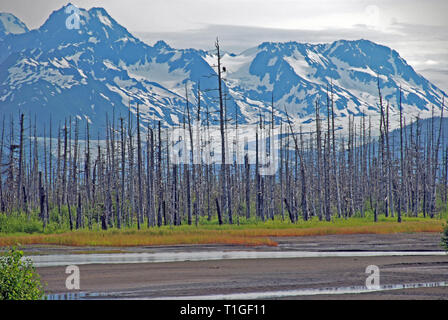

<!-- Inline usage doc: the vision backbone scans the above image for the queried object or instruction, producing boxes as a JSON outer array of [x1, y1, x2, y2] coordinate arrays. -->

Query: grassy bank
[[0, 215, 444, 247]]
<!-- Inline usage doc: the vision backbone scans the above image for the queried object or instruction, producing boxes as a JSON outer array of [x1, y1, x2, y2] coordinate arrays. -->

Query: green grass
[[0, 212, 444, 247], [2, 200, 447, 234], [0, 203, 446, 247], [0, 213, 43, 234]]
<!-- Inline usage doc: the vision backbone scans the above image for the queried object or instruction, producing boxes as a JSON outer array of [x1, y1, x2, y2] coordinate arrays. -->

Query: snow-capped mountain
[[0, 13, 29, 38], [200, 40, 446, 132], [0, 4, 446, 137], [0, 4, 238, 136]]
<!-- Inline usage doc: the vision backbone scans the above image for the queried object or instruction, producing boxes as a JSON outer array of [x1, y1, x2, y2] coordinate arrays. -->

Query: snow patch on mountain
[[0, 13, 29, 36]]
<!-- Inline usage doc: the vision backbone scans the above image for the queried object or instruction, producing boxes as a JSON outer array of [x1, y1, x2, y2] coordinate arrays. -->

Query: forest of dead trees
[[0, 41, 447, 231]]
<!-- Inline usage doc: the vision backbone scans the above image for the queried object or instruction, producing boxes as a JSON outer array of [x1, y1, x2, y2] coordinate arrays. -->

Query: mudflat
[[34, 233, 448, 300]]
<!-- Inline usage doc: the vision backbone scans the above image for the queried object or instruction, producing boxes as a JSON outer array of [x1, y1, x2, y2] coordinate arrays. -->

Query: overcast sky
[[1, 0, 447, 92]]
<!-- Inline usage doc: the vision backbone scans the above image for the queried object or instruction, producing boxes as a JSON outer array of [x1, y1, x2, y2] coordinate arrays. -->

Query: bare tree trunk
[[157, 122, 163, 227], [17, 114, 24, 212], [136, 105, 143, 230], [76, 193, 82, 230], [215, 38, 231, 224], [315, 99, 323, 221], [39, 171, 46, 230], [245, 153, 251, 220], [330, 85, 342, 218], [398, 87, 404, 222], [215, 198, 223, 225], [284, 107, 308, 221]]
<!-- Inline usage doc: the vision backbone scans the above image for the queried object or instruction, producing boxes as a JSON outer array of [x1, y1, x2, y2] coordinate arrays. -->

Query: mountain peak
[[35, 4, 138, 47], [154, 40, 172, 50], [88, 7, 115, 28], [0, 12, 29, 36]]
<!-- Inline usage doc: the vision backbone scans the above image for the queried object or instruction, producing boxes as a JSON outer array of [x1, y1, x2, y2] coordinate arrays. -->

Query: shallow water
[[29, 250, 447, 268], [45, 281, 448, 300], [151, 281, 448, 300]]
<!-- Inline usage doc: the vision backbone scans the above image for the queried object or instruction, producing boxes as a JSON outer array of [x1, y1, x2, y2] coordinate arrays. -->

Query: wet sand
[[34, 233, 448, 300]]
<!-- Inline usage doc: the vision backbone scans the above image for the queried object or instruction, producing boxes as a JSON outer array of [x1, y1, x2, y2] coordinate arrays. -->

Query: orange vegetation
[[0, 231, 278, 247], [0, 220, 443, 247]]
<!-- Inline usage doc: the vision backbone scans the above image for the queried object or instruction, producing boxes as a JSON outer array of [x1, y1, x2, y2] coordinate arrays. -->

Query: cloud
[[135, 23, 397, 53], [425, 60, 439, 66]]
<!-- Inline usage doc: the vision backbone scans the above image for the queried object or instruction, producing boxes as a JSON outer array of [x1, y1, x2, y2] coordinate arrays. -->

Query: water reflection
[[29, 250, 447, 268], [45, 281, 448, 300]]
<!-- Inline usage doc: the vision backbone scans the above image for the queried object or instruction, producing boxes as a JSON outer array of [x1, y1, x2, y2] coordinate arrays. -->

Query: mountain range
[[0, 3, 446, 137]]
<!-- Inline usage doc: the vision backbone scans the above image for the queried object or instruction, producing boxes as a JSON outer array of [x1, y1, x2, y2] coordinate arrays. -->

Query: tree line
[[0, 41, 447, 231]]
